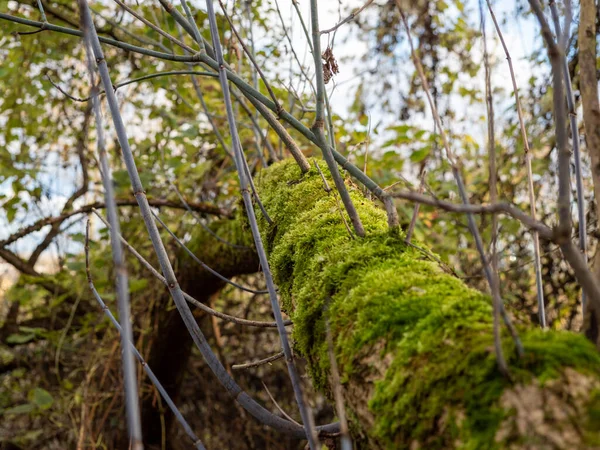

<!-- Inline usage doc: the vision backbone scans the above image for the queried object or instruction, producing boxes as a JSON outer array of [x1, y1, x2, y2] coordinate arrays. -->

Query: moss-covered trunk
[[251, 160, 600, 449]]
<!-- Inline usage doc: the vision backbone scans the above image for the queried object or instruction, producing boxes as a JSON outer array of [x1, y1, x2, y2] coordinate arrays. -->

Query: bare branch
[[389, 190, 553, 240], [92, 209, 289, 329], [325, 317, 351, 450], [486, 0, 546, 328], [152, 211, 268, 295], [549, 0, 587, 315], [314, 160, 353, 238], [0, 199, 229, 250], [218, 0, 281, 114], [262, 381, 302, 427], [320, 0, 375, 35], [47, 70, 219, 103], [112, 0, 193, 54], [28, 104, 92, 267], [309, 0, 364, 238], [80, 2, 142, 445], [232, 351, 284, 370]]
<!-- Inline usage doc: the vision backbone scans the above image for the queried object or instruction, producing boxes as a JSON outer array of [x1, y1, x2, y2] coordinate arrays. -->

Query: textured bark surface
[[252, 160, 600, 449], [579, 0, 600, 347]]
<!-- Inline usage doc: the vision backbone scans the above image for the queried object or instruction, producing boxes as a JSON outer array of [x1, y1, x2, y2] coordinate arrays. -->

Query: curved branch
[[1, 199, 229, 249], [389, 190, 554, 240], [47, 70, 219, 103], [28, 103, 93, 267]]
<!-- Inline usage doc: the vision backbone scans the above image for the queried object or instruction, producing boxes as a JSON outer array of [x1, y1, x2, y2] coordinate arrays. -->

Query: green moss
[[587, 388, 600, 446], [255, 159, 600, 449]]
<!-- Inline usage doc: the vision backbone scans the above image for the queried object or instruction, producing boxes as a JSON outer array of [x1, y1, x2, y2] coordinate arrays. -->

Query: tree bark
[[579, 0, 600, 346]]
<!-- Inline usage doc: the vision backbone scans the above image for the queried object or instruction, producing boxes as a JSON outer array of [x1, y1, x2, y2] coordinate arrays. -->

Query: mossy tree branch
[[252, 160, 600, 449]]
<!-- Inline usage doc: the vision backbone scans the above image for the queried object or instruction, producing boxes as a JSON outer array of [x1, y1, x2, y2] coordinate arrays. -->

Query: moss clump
[[256, 159, 600, 449]]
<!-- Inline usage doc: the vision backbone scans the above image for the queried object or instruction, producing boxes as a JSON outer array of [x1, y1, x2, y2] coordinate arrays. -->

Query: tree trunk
[[252, 160, 600, 449], [140, 221, 259, 449], [579, 0, 600, 347]]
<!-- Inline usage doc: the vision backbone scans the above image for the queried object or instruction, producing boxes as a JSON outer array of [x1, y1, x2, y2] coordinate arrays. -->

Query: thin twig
[[178, 0, 205, 51], [35, 0, 48, 23], [46, 71, 218, 103], [232, 351, 284, 370], [167, 180, 249, 250], [0, 198, 227, 250], [218, 0, 281, 114], [324, 317, 351, 450], [0, 11, 197, 62], [405, 170, 426, 244], [262, 381, 302, 427], [91, 7, 170, 52], [486, 0, 546, 328], [310, 0, 364, 239], [320, 0, 374, 34], [273, 0, 317, 99], [315, 160, 354, 238], [152, 211, 268, 295], [244, 94, 311, 172], [112, 0, 194, 53], [479, 0, 504, 378]]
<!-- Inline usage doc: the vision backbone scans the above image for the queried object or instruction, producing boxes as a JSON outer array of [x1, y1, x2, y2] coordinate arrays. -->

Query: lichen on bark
[[255, 159, 600, 449]]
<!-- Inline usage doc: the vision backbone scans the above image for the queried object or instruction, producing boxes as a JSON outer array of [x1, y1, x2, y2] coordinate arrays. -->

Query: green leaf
[[0, 346, 14, 365], [70, 233, 86, 243], [5, 333, 35, 344], [112, 170, 131, 188], [410, 148, 431, 163], [18, 326, 46, 334], [414, 130, 428, 140], [3, 403, 35, 415], [66, 261, 85, 272], [28, 388, 54, 410]]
